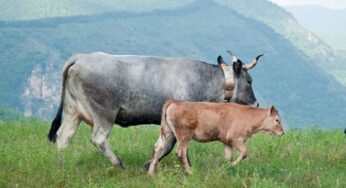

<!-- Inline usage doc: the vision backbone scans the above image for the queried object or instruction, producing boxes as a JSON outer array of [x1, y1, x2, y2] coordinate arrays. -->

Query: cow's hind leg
[[91, 119, 123, 168], [56, 104, 81, 150], [55, 103, 81, 169]]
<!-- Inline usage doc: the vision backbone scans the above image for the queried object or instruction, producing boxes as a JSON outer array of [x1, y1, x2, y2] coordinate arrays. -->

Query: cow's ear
[[233, 60, 242, 76], [217, 56, 229, 73], [217, 56, 228, 66]]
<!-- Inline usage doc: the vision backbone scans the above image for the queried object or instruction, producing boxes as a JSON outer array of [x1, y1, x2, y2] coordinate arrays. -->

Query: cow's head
[[217, 51, 263, 107]]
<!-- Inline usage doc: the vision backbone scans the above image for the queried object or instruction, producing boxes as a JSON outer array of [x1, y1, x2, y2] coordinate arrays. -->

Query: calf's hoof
[[230, 161, 239, 167], [185, 171, 193, 176], [185, 169, 193, 175]]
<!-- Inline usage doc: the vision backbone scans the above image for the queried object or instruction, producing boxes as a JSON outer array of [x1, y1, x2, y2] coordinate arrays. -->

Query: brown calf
[[148, 100, 284, 175]]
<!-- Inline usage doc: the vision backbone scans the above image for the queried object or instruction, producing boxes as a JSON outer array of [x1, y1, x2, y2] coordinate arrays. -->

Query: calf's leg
[[230, 141, 248, 166], [147, 129, 175, 175], [145, 135, 176, 171], [176, 141, 192, 173], [158, 137, 177, 162], [224, 144, 233, 161]]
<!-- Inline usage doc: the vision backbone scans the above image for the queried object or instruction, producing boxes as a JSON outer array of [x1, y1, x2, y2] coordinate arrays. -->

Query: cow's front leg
[[91, 120, 124, 169], [230, 141, 248, 167], [224, 144, 233, 161]]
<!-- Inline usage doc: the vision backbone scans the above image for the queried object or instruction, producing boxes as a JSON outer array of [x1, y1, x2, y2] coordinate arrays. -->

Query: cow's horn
[[243, 54, 263, 70], [227, 50, 238, 62]]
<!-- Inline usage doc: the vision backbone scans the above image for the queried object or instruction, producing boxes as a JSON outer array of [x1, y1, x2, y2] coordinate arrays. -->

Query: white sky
[[269, 0, 346, 9]]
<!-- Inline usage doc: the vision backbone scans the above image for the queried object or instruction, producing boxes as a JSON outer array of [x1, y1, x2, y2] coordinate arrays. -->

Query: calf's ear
[[268, 105, 278, 116]]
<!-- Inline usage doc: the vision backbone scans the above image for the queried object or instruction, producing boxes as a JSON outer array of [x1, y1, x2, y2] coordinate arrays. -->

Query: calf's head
[[217, 51, 263, 107], [261, 105, 284, 136]]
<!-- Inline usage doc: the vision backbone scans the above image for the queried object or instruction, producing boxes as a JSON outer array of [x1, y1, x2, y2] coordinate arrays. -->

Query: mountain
[[0, 0, 346, 128], [284, 5, 346, 52], [0, 0, 193, 21], [284, 5, 346, 32], [214, 0, 346, 86]]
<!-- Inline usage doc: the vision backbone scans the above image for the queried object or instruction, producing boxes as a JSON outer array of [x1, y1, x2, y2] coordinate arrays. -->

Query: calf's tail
[[48, 57, 77, 142], [158, 100, 177, 161]]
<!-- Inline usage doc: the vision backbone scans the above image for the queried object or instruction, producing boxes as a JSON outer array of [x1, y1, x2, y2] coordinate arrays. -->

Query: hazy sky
[[269, 0, 346, 9]]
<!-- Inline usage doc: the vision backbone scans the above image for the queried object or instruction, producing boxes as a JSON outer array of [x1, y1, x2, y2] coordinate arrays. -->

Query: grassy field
[[0, 119, 345, 188]]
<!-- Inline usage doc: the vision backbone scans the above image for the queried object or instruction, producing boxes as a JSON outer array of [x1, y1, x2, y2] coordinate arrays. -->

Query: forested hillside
[[0, 0, 193, 20], [0, 1, 345, 127]]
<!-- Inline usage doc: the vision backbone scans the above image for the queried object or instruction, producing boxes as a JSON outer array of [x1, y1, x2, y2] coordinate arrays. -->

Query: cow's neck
[[198, 65, 225, 102]]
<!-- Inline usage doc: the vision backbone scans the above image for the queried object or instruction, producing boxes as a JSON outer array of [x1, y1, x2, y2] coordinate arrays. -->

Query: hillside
[[284, 5, 346, 32], [284, 5, 346, 53], [1, 0, 345, 85], [215, 0, 346, 86], [1, 1, 346, 127], [0, 0, 193, 20]]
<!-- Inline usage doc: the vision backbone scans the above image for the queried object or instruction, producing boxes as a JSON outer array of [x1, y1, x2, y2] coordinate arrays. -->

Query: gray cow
[[48, 51, 263, 168]]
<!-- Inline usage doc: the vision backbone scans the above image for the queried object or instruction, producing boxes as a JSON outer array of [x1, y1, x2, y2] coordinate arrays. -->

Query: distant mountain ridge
[[215, 0, 346, 85], [0, 0, 193, 21], [1, 0, 345, 127], [1, 0, 344, 78], [284, 5, 346, 32], [284, 4, 346, 51]]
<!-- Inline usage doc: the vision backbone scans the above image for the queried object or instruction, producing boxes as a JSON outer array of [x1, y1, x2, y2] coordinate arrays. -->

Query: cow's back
[[67, 52, 224, 126]]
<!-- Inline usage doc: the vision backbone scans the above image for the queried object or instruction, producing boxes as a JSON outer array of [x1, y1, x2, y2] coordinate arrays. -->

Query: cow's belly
[[114, 106, 161, 126]]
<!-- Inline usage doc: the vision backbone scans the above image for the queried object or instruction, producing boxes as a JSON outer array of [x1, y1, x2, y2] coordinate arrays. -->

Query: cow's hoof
[[147, 172, 154, 177], [144, 161, 151, 171], [115, 161, 125, 169]]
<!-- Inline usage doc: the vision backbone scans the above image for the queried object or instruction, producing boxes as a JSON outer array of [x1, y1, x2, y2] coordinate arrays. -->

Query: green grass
[[0, 120, 345, 188]]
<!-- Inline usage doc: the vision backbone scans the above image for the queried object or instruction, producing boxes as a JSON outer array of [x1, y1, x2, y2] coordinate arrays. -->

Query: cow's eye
[[276, 119, 279, 123], [247, 80, 252, 84]]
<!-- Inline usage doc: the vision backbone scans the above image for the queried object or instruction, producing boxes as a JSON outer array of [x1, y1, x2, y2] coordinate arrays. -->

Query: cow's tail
[[48, 56, 77, 142]]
